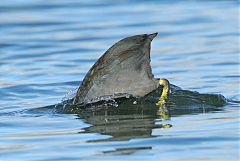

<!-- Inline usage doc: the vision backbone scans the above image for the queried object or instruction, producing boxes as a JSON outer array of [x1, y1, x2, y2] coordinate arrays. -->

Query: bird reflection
[[59, 84, 226, 142], [64, 98, 171, 142]]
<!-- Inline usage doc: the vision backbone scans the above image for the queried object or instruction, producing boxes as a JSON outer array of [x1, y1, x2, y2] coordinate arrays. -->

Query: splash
[[60, 91, 133, 113], [61, 88, 78, 102]]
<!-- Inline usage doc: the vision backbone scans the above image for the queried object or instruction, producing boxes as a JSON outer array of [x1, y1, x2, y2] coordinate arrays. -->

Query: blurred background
[[0, 0, 239, 161]]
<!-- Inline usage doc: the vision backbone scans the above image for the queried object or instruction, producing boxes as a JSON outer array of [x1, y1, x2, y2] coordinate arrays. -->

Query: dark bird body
[[73, 33, 159, 104]]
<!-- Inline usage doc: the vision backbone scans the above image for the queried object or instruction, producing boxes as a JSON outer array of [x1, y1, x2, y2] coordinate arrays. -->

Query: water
[[0, 0, 239, 160]]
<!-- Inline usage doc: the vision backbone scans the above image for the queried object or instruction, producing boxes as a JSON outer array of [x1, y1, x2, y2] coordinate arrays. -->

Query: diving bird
[[73, 33, 160, 105]]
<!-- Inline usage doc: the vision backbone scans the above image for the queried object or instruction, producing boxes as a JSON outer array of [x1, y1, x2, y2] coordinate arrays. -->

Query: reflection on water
[[59, 86, 227, 142], [0, 0, 239, 161]]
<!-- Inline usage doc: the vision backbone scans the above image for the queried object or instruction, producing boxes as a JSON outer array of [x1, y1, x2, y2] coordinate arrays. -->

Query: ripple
[[0, 0, 239, 161]]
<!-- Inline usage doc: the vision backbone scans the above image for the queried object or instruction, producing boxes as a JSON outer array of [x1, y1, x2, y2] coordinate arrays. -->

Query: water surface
[[0, 0, 239, 161]]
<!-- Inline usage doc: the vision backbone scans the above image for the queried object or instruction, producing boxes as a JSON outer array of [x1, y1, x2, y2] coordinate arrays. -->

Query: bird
[[73, 33, 160, 105]]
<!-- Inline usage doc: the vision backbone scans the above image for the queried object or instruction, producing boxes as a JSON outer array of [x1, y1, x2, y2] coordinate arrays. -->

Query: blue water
[[0, 0, 239, 161]]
